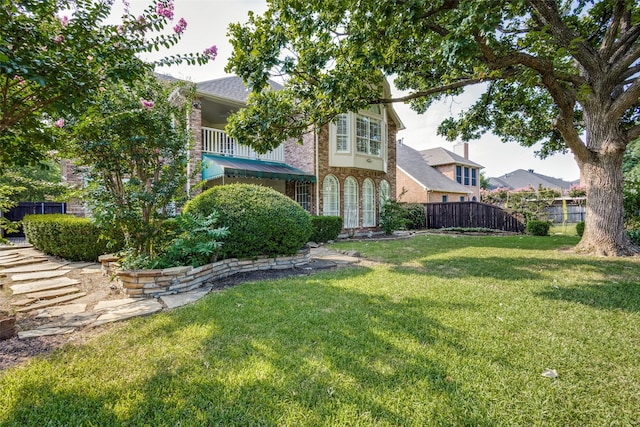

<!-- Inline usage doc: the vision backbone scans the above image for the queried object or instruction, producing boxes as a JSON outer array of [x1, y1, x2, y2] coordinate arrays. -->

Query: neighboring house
[[65, 76, 404, 233], [396, 142, 483, 202], [488, 169, 576, 192]]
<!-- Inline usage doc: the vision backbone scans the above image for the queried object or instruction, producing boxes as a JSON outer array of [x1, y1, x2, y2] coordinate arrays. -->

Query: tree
[[0, 0, 214, 166], [226, 0, 640, 256], [70, 72, 195, 257]]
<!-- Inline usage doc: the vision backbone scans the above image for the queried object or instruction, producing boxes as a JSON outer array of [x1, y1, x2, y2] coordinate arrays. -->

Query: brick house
[[396, 141, 483, 203], [193, 76, 404, 233], [64, 76, 404, 233]]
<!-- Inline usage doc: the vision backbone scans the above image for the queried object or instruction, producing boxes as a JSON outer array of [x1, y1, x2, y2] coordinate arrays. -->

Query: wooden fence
[[425, 201, 525, 232]]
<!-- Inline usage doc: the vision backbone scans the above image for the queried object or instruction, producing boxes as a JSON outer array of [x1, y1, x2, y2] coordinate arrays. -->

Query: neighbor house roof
[[488, 169, 574, 190], [420, 147, 484, 169], [196, 76, 283, 104], [397, 142, 471, 194]]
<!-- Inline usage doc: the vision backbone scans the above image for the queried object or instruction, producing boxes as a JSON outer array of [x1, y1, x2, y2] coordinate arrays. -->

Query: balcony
[[202, 127, 285, 163]]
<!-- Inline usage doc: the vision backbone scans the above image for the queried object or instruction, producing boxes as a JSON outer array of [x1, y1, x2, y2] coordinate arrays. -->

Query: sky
[[116, 0, 581, 181]]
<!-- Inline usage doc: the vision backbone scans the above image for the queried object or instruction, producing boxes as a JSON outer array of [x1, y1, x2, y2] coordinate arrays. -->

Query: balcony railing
[[202, 127, 285, 163]]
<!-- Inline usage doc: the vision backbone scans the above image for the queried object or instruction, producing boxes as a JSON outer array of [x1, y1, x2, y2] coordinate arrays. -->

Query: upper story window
[[456, 166, 462, 184], [464, 167, 470, 185], [442, 195, 448, 203], [472, 169, 477, 186], [356, 116, 382, 156], [336, 114, 349, 152]]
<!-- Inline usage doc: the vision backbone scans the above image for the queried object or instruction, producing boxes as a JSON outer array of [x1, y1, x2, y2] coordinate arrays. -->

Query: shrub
[[627, 229, 640, 246], [576, 221, 585, 237], [22, 214, 120, 261], [402, 203, 426, 230], [525, 219, 551, 236], [310, 216, 342, 242], [184, 184, 312, 259], [380, 199, 407, 235]]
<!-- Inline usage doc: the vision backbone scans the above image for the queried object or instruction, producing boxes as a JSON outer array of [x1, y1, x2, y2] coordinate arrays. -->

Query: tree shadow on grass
[[535, 280, 640, 312], [0, 267, 495, 426]]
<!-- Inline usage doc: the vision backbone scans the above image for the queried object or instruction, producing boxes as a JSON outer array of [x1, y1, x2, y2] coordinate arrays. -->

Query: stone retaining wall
[[99, 250, 310, 298]]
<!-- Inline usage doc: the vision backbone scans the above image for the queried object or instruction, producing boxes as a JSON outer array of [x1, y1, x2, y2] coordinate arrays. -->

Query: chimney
[[454, 142, 469, 159]]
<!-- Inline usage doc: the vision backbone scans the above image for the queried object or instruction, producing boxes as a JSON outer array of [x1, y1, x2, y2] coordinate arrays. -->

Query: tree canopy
[[0, 0, 214, 166], [227, 0, 640, 255]]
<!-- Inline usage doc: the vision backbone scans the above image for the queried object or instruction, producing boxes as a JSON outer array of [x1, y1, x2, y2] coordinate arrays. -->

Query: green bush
[[310, 216, 342, 242], [576, 221, 585, 237], [380, 199, 407, 235], [525, 220, 551, 236], [184, 184, 312, 259], [22, 214, 120, 261], [627, 229, 640, 246], [402, 203, 426, 230]]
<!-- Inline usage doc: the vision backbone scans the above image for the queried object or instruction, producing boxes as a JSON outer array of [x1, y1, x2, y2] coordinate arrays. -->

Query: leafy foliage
[[0, 0, 214, 166], [401, 203, 426, 230], [184, 184, 312, 259], [120, 212, 229, 269], [22, 214, 120, 261], [71, 72, 194, 258], [310, 216, 342, 243], [525, 220, 551, 236], [379, 199, 407, 235], [576, 221, 585, 237]]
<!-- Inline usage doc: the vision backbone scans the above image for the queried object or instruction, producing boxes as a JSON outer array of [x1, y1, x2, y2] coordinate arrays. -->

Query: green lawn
[[2, 234, 640, 426]]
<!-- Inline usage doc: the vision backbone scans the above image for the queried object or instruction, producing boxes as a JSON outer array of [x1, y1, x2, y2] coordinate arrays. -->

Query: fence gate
[[425, 201, 524, 232]]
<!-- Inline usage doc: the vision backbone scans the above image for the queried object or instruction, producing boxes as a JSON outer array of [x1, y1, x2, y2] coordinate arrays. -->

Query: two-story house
[[396, 142, 483, 203]]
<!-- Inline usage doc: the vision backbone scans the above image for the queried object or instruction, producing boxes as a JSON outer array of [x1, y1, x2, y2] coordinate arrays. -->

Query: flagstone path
[[1, 243, 359, 340]]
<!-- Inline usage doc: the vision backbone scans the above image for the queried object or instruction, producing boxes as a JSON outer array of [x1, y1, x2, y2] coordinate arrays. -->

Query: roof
[[196, 76, 283, 103], [488, 169, 574, 190], [396, 143, 472, 194], [202, 154, 316, 183], [420, 147, 484, 168]]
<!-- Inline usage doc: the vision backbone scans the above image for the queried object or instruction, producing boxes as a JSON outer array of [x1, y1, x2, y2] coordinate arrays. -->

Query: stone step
[[10, 298, 37, 307], [1, 262, 67, 274], [26, 287, 81, 300], [18, 327, 75, 339], [0, 257, 48, 269], [92, 299, 163, 326], [10, 269, 71, 283], [10, 277, 79, 294], [15, 292, 87, 313]]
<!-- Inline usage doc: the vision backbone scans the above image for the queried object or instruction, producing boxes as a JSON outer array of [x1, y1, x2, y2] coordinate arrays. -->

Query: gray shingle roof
[[196, 76, 283, 103], [488, 169, 573, 190], [397, 143, 472, 194], [420, 147, 484, 168]]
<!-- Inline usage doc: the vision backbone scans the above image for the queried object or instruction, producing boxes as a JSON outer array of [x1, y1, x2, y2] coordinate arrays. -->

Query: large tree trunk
[[574, 140, 639, 256]]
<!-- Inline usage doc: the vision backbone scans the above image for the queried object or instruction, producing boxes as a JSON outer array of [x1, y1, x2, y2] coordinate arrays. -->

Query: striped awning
[[202, 154, 316, 183]]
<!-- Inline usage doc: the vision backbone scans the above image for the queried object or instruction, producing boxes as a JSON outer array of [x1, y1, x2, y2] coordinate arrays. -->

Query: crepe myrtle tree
[[226, 0, 640, 256], [0, 0, 216, 167], [70, 73, 196, 258]]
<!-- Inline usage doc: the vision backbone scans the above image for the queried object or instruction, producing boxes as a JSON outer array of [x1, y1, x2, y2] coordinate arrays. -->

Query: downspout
[[315, 126, 320, 215]]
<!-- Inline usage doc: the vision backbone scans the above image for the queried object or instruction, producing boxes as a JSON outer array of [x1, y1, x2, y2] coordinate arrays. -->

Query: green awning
[[202, 154, 316, 183]]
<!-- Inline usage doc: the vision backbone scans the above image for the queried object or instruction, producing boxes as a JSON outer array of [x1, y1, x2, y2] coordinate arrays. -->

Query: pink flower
[[154, 148, 160, 154], [203, 45, 218, 60], [173, 17, 187, 34], [140, 98, 155, 110], [54, 119, 65, 128], [53, 34, 64, 44], [156, 1, 174, 20], [59, 16, 69, 27], [117, 25, 124, 34]]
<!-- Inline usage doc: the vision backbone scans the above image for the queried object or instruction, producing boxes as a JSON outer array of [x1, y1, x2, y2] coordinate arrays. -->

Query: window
[[471, 169, 477, 186], [460, 196, 465, 202], [323, 175, 339, 217], [335, 114, 349, 152], [344, 177, 358, 228], [464, 167, 470, 185], [356, 116, 382, 156], [295, 182, 311, 212], [442, 195, 448, 203], [362, 179, 375, 227], [379, 179, 390, 220], [456, 165, 462, 183]]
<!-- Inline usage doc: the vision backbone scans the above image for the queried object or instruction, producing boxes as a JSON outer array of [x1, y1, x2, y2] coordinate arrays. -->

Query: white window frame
[[323, 175, 340, 217], [362, 178, 375, 227], [335, 114, 349, 152], [344, 176, 359, 228], [295, 181, 311, 212]]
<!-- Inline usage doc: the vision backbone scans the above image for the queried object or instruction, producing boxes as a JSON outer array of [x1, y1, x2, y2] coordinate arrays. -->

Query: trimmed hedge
[[184, 184, 312, 259], [310, 216, 342, 242], [22, 214, 118, 261], [525, 220, 551, 236], [402, 203, 426, 230]]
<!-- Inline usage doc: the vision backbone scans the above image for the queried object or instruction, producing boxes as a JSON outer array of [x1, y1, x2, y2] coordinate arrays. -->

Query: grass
[[2, 234, 640, 426]]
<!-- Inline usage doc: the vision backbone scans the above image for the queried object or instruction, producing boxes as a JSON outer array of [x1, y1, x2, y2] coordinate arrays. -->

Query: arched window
[[344, 176, 359, 228], [323, 175, 339, 217], [379, 179, 390, 221], [362, 179, 375, 227]]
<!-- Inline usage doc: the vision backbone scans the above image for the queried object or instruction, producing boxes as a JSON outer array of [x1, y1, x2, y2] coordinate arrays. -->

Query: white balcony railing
[[202, 127, 285, 163]]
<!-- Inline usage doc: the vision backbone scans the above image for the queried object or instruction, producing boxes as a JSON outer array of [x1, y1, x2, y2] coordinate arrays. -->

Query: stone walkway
[[1, 244, 361, 339]]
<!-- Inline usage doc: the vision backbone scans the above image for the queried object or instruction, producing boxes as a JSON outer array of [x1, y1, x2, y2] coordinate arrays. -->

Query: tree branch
[[610, 77, 640, 120], [599, 0, 627, 59], [627, 124, 640, 143], [372, 77, 491, 104]]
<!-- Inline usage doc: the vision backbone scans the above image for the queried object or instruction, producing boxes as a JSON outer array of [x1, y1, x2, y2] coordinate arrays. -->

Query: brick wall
[[60, 160, 86, 217]]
